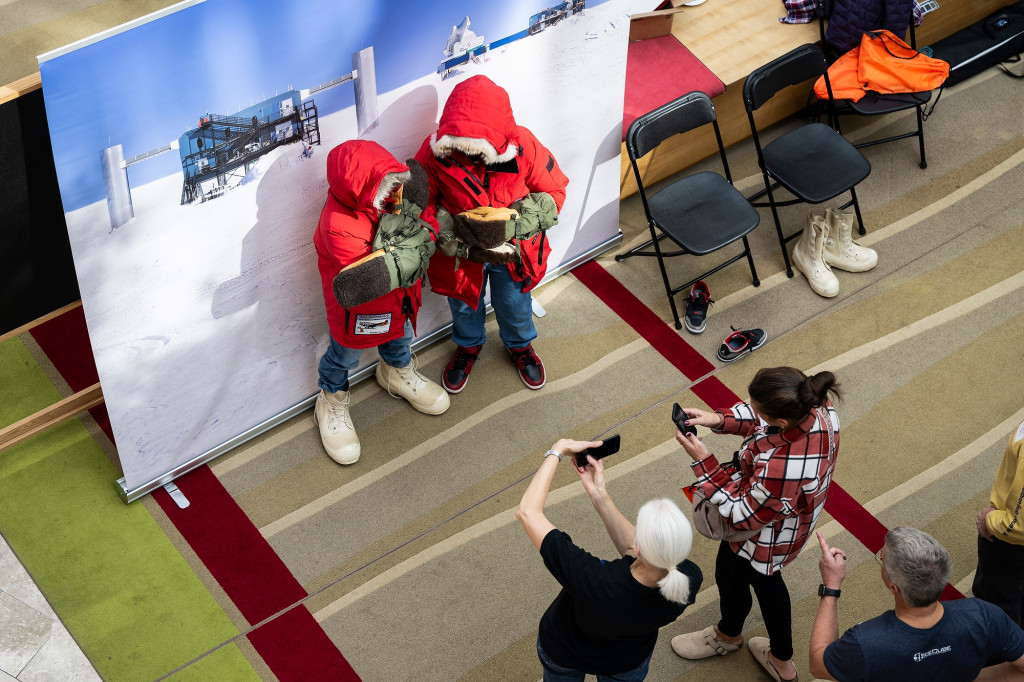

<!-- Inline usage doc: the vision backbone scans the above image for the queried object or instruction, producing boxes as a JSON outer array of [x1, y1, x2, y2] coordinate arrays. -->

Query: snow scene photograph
[[39, 0, 630, 490]]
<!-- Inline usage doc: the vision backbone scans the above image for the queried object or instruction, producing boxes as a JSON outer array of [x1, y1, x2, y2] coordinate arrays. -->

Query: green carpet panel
[[0, 338, 259, 681]]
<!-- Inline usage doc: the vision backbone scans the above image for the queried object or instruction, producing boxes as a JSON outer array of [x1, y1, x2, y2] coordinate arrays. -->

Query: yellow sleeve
[[987, 422, 1024, 544]]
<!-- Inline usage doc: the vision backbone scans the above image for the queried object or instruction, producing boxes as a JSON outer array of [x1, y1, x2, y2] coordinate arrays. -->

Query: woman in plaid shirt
[[672, 367, 841, 682]]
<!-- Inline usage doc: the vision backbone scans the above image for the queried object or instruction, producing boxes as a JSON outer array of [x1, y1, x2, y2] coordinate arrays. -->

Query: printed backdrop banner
[[39, 0, 629, 491]]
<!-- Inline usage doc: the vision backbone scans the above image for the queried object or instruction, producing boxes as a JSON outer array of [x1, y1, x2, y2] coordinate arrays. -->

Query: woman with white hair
[[517, 438, 703, 681]]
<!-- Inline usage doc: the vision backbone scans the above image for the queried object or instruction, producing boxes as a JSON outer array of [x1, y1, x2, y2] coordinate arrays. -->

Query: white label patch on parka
[[354, 313, 392, 335]]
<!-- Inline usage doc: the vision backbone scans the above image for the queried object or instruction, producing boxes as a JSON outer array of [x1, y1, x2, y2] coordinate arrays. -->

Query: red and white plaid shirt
[[690, 401, 839, 575]]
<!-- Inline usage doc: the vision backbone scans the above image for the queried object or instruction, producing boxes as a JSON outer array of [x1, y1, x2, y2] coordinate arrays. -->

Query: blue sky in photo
[[41, 0, 611, 211]]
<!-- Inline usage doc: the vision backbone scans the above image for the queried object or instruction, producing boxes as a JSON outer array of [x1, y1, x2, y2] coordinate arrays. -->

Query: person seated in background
[[517, 437, 703, 681], [811, 527, 1024, 681]]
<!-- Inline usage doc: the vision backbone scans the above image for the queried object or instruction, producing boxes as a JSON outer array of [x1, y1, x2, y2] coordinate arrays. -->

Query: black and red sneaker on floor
[[507, 344, 546, 390], [684, 280, 712, 335], [442, 345, 482, 394]]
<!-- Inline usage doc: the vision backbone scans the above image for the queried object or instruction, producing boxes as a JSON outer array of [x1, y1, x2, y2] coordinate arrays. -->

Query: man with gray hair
[[809, 527, 1024, 681]]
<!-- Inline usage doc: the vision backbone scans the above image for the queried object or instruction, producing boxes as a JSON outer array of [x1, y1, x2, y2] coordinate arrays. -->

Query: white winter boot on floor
[[823, 207, 877, 272], [314, 389, 360, 465], [792, 213, 840, 298], [376, 360, 450, 415]]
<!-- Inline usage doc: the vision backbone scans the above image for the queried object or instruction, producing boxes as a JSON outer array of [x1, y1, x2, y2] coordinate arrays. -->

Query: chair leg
[[916, 104, 927, 170], [648, 227, 683, 329], [615, 232, 668, 261], [742, 236, 760, 287], [849, 186, 867, 236], [764, 180, 794, 277]]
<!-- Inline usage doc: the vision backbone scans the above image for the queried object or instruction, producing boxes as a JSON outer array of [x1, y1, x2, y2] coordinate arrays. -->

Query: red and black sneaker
[[442, 345, 482, 394], [508, 344, 546, 390], [684, 280, 712, 334]]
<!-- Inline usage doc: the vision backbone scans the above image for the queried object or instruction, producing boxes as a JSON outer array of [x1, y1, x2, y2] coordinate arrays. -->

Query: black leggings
[[715, 541, 793, 661]]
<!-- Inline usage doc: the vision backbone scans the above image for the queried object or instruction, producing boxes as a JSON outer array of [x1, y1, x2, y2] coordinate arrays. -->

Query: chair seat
[[763, 123, 871, 204], [847, 89, 931, 115], [649, 172, 760, 256]]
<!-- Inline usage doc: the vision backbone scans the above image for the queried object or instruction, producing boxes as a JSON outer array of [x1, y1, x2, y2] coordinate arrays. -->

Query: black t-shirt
[[823, 598, 1024, 681], [537, 528, 703, 675]]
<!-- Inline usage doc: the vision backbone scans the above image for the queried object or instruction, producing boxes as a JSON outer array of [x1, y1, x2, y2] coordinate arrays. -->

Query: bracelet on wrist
[[544, 449, 563, 462]]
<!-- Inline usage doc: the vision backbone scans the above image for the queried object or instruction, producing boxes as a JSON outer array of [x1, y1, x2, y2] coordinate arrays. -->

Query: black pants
[[974, 534, 1024, 626], [715, 541, 793, 660]]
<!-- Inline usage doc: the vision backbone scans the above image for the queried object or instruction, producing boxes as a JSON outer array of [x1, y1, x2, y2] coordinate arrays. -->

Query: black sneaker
[[442, 345, 482, 394], [507, 344, 546, 389], [717, 326, 767, 363], [684, 281, 712, 334]]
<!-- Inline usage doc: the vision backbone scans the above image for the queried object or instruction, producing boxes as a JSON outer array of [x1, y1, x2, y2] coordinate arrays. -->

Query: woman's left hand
[[676, 429, 711, 462]]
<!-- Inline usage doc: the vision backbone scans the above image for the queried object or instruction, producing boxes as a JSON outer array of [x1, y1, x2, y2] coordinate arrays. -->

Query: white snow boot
[[823, 207, 877, 272], [376, 360, 450, 415], [314, 389, 360, 465], [792, 213, 840, 298]]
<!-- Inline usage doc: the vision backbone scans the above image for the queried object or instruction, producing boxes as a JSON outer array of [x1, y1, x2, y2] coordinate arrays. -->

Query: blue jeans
[[317, 320, 413, 393], [448, 263, 536, 349], [536, 639, 653, 682]]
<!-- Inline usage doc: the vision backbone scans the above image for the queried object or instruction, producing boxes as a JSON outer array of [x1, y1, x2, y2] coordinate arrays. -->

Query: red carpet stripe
[[31, 306, 360, 677], [153, 466, 360, 677], [247, 606, 360, 682], [573, 260, 965, 599], [571, 260, 715, 379], [28, 305, 112, 441]]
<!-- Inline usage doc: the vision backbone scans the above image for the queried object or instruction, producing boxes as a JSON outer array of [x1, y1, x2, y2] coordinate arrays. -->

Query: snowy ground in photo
[[63, 0, 630, 489]]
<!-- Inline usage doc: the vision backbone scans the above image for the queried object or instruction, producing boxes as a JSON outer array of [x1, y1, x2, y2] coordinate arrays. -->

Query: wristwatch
[[818, 584, 841, 599], [544, 449, 563, 462]]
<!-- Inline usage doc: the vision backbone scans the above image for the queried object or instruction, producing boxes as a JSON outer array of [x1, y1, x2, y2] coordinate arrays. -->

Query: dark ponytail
[[748, 367, 841, 422]]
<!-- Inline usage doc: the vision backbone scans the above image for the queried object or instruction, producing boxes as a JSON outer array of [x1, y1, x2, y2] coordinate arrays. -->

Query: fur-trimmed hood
[[326, 140, 409, 217], [430, 75, 519, 164]]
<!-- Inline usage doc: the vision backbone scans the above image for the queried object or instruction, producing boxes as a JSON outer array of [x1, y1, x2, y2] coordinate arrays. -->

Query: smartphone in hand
[[575, 435, 621, 467], [672, 403, 698, 436]]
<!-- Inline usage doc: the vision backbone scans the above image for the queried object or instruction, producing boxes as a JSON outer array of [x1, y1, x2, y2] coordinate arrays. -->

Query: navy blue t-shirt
[[824, 598, 1024, 681], [537, 529, 703, 675]]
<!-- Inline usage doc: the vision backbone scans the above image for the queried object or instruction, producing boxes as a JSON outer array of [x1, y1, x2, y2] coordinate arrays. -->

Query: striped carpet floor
[[3, 14, 1024, 680], [194, 66, 1023, 680]]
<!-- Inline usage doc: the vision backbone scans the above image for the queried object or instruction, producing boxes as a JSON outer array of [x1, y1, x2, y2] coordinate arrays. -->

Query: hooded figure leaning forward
[[414, 75, 569, 394], [312, 139, 448, 465]]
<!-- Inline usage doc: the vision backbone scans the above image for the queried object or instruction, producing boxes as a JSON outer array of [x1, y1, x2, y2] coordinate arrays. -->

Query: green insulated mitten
[[453, 206, 520, 249], [510, 192, 558, 240], [435, 207, 461, 258], [333, 210, 437, 308]]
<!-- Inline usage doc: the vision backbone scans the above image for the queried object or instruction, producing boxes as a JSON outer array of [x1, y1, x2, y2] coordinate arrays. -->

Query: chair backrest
[[626, 91, 735, 215], [626, 91, 716, 161], [743, 43, 828, 112]]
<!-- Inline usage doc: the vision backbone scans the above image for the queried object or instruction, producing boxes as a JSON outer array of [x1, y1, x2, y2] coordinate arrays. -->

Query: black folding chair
[[618, 91, 760, 329], [817, 0, 932, 169], [743, 43, 871, 278]]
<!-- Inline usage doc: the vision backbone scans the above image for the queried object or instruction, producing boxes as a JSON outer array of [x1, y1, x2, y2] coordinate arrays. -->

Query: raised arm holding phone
[[517, 437, 702, 681]]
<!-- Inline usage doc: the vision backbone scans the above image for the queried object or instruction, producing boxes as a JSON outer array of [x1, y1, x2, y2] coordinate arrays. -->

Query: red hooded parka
[[314, 140, 421, 349], [415, 76, 569, 308]]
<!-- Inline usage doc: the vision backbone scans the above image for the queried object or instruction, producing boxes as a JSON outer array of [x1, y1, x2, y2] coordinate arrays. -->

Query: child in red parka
[[313, 140, 448, 465], [415, 76, 568, 394]]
